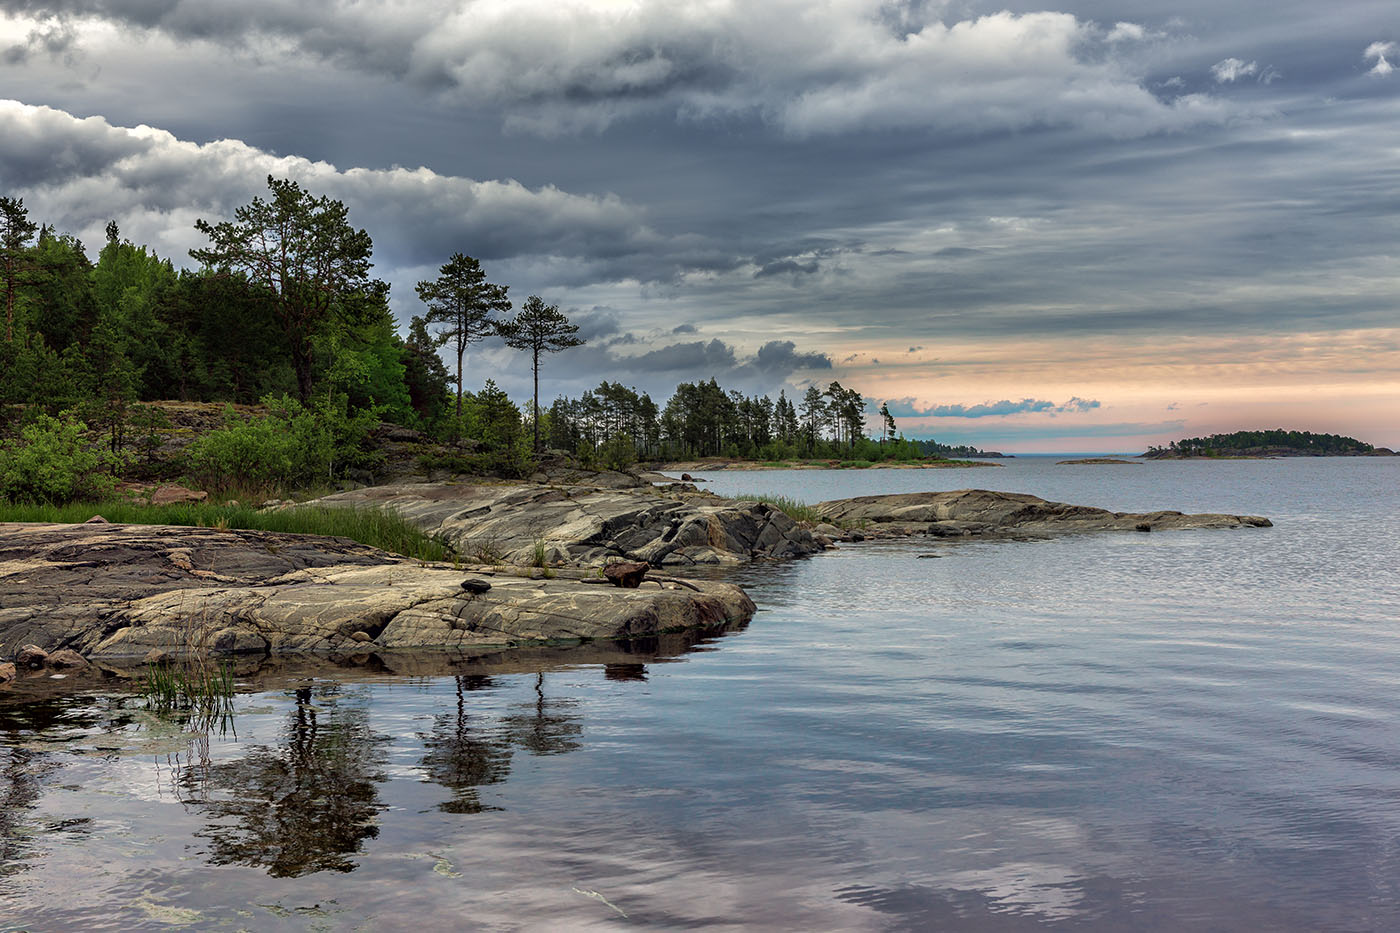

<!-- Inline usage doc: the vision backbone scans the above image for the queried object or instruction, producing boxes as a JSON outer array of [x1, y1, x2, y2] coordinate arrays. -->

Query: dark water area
[[3, 457, 1399, 930]]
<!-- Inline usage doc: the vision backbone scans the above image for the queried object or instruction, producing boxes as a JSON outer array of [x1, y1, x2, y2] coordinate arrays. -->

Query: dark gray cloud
[[0, 0, 1397, 444]]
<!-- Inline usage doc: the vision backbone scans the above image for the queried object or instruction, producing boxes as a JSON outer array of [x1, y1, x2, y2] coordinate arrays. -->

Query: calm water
[[3, 457, 1400, 931]]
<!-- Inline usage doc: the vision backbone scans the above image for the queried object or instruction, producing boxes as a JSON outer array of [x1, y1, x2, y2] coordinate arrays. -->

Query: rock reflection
[[183, 685, 389, 877]]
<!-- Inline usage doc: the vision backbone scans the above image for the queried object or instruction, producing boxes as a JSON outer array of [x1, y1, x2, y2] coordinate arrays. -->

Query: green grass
[[732, 493, 822, 524], [143, 659, 236, 730], [0, 500, 451, 562]]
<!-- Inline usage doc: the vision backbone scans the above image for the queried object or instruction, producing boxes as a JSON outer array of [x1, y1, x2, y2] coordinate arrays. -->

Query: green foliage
[[1153, 429, 1374, 456], [185, 394, 378, 494], [416, 253, 511, 421], [732, 493, 821, 524], [0, 500, 450, 562], [597, 431, 636, 471], [143, 660, 235, 728], [192, 176, 377, 400], [0, 413, 115, 503], [497, 295, 584, 452]]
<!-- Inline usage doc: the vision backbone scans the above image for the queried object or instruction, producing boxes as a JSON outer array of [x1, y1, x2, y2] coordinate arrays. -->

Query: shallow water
[[3, 457, 1399, 930]]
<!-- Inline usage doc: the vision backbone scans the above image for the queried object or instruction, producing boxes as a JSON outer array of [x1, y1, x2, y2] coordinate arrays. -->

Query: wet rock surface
[[813, 488, 1272, 539], [0, 522, 755, 662], [310, 482, 821, 568]]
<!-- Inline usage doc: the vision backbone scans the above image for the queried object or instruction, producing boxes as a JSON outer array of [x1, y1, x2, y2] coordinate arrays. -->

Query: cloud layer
[[3, 0, 1400, 448]]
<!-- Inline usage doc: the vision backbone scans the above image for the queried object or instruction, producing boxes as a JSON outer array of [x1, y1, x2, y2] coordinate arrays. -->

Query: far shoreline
[[650, 457, 1002, 472]]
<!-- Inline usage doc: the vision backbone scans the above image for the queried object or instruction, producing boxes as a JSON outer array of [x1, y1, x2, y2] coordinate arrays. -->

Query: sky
[[1, 0, 1396, 452]]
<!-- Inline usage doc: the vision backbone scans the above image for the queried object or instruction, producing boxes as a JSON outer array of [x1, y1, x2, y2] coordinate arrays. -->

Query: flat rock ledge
[[310, 482, 821, 568], [0, 522, 754, 662], [813, 489, 1272, 538]]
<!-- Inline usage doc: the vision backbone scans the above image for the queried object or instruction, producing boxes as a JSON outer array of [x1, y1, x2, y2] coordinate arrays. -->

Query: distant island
[[1144, 429, 1396, 459]]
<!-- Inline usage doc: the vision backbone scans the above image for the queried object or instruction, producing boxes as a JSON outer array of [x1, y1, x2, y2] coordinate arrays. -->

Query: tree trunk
[[455, 346, 464, 424], [293, 339, 315, 402], [532, 345, 541, 454]]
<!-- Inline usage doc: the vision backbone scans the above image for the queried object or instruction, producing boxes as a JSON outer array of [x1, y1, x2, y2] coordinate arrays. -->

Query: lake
[[3, 457, 1399, 930]]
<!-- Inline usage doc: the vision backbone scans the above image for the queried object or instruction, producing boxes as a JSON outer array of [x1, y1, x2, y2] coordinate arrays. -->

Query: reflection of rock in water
[[419, 676, 514, 814], [604, 663, 648, 682], [0, 694, 129, 876], [182, 686, 389, 877], [0, 746, 53, 875]]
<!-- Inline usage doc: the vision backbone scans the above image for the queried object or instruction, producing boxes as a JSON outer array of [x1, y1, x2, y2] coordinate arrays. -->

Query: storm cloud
[[2, 0, 1398, 448]]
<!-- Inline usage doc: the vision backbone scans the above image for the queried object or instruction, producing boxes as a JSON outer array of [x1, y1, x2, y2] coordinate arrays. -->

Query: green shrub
[[186, 393, 379, 494], [597, 432, 636, 471], [0, 413, 116, 503]]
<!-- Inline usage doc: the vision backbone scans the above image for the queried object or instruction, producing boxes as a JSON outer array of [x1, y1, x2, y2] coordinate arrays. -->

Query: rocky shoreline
[[1, 480, 1272, 681]]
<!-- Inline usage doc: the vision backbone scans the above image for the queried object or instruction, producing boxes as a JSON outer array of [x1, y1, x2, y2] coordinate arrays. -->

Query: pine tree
[[496, 296, 584, 454]]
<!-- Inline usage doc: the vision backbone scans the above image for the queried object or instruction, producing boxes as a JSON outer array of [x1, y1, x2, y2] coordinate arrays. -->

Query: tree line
[[0, 176, 977, 500], [544, 378, 930, 466], [0, 179, 583, 453], [1148, 429, 1374, 456]]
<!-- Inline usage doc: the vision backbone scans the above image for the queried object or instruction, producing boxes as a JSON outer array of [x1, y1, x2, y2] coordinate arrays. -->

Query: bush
[[0, 413, 116, 503], [186, 394, 379, 494], [597, 432, 636, 471]]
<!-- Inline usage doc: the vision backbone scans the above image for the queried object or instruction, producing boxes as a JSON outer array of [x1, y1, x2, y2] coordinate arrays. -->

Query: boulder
[[16, 644, 48, 669], [306, 482, 821, 569], [45, 649, 89, 669], [150, 484, 209, 506], [84, 514, 109, 524], [814, 489, 1271, 539], [604, 561, 649, 588], [0, 662, 14, 684], [0, 522, 755, 660]]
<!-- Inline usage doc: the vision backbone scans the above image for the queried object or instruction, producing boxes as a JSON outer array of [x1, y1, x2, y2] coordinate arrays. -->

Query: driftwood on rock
[[0, 522, 755, 661]]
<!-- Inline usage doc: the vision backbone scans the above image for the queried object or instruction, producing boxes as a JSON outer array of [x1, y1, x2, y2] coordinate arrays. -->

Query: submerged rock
[[814, 489, 1271, 539], [0, 522, 755, 661]]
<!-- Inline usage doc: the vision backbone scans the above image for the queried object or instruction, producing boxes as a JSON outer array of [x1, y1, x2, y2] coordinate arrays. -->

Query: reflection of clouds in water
[[941, 861, 1085, 921]]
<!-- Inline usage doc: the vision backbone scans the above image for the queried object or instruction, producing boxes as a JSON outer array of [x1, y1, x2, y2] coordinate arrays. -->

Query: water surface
[[3, 457, 1398, 930]]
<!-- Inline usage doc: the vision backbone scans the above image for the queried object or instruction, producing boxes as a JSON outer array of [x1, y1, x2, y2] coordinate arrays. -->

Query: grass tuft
[[732, 493, 822, 524], [0, 500, 451, 562], [143, 659, 236, 731]]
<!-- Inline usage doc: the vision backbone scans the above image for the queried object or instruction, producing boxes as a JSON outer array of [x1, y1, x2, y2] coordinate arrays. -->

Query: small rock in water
[[917, 553, 942, 559], [460, 578, 492, 594], [144, 648, 173, 665], [350, 631, 372, 643], [0, 662, 16, 684], [604, 560, 649, 589], [46, 649, 89, 669], [16, 645, 48, 670], [1135, 523, 1152, 532]]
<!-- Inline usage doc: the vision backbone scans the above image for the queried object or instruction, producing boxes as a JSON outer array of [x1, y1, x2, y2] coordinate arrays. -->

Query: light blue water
[[3, 458, 1399, 930]]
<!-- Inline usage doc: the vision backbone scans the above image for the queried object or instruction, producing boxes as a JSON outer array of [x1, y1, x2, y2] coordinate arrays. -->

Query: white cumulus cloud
[[1365, 41, 1395, 76], [1211, 57, 1259, 83]]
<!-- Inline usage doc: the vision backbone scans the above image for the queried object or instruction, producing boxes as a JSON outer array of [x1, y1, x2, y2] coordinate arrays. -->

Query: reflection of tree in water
[[183, 686, 389, 878], [419, 675, 513, 814], [502, 672, 583, 757], [419, 672, 583, 813]]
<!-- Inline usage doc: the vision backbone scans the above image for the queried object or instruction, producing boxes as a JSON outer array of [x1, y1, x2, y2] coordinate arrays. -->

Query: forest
[[1146, 430, 1377, 457], [0, 177, 969, 505]]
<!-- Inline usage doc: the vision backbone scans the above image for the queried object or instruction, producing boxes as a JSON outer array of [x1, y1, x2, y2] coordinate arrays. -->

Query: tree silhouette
[[191, 176, 377, 401], [497, 296, 584, 454], [415, 254, 511, 423]]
